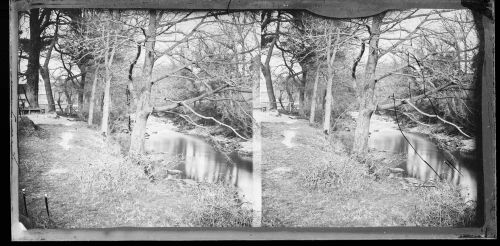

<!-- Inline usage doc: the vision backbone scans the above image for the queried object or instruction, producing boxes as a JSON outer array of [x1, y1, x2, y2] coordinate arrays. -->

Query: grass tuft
[[186, 183, 253, 227]]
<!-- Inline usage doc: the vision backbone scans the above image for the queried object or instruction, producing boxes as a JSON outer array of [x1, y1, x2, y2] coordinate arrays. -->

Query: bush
[[18, 116, 47, 138]]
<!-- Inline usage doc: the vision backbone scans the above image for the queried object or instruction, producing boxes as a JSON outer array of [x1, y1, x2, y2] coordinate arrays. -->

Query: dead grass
[[261, 118, 478, 227], [185, 183, 253, 227], [18, 118, 252, 228]]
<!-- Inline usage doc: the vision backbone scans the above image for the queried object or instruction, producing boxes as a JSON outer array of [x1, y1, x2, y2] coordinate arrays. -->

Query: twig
[[444, 159, 463, 177]]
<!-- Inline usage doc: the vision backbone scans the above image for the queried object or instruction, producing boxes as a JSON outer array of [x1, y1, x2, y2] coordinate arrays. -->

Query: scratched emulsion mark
[[281, 130, 297, 148]]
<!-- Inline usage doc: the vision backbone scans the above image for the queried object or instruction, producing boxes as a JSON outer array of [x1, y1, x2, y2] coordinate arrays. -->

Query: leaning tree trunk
[[261, 36, 278, 110], [40, 67, 56, 112], [26, 9, 42, 108], [40, 69, 56, 112], [352, 13, 385, 155], [129, 10, 157, 155], [261, 63, 277, 110], [309, 65, 321, 124]]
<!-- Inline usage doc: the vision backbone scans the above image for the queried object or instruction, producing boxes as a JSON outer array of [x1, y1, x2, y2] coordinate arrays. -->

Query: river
[[144, 129, 254, 204], [368, 127, 480, 202]]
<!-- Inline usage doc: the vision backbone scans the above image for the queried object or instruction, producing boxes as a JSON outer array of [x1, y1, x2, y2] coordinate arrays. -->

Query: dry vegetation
[[261, 118, 477, 227], [18, 115, 252, 228]]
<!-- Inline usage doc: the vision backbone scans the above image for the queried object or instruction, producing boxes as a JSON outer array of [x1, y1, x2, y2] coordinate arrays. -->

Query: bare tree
[[351, 10, 462, 155]]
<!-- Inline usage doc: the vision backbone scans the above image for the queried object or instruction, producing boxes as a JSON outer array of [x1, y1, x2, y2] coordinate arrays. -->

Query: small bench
[[20, 108, 45, 115]]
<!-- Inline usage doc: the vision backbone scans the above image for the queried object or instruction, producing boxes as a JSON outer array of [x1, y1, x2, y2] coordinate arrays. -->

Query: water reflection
[[369, 129, 479, 201], [144, 130, 253, 203]]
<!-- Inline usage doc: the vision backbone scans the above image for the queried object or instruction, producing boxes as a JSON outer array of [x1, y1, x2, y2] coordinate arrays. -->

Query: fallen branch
[[179, 101, 249, 141], [404, 100, 471, 138], [377, 81, 455, 110], [163, 110, 208, 129], [152, 84, 229, 112]]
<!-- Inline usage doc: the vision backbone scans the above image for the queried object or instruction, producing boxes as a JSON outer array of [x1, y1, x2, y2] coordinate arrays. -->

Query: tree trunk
[[63, 83, 73, 115], [323, 75, 334, 134], [101, 73, 112, 136], [309, 65, 321, 124], [101, 75, 112, 135], [100, 10, 120, 136], [261, 36, 278, 110], [323, 28, 339, 134], [88, 67, 100, 125], [278, 91, 286, 111], [26, 9, 42, 108], [261, 62, 277, 110], [40, 68, 55, 112], [352, 13, 385, 155], [285, 81, 294, 112], [298, 63, 308, 117], [77, 64, 87, 117], [56, 92, 63, 113], [129, 10, 157, 155]]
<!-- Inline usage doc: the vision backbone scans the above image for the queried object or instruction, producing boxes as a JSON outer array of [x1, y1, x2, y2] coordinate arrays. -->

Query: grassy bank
[[261, 117, 478, 227], [17, 115, 252, 228]]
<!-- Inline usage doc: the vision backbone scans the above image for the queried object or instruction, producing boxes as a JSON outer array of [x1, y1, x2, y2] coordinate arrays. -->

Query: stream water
[[368, 129, 480, 202], [144, 129, 254, 204]]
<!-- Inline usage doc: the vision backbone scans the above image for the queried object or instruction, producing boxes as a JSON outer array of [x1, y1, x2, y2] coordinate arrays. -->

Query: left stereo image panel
[[12, 9, 260, 228]]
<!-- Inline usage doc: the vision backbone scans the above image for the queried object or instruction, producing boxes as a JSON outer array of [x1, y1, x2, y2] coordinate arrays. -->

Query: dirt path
[[18, 115, 248, 228], [260, 114, 470, 227]]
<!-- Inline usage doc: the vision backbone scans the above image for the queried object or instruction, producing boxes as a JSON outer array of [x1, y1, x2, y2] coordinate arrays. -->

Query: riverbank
[[260, 111, 478, 227], [17, 114, 252, 228]]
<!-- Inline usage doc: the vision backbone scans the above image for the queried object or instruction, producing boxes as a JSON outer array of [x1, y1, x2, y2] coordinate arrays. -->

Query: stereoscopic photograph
[[15, 9, 258, 228], [9, 0, 495, 241]]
